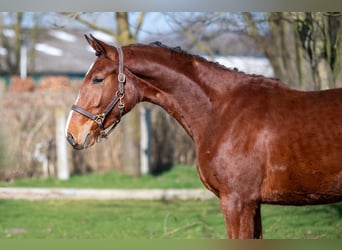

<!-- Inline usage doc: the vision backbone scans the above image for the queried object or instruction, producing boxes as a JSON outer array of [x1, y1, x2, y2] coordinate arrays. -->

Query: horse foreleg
[[220, 195, 262, 239], [253, 203, 262, 239]]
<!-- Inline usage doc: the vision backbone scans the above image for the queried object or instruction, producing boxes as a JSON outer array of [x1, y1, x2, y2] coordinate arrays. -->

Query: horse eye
[[92, 77, 104, 84]]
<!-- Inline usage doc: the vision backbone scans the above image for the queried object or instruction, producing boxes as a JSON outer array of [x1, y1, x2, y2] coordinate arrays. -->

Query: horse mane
[[149, 41, 234, 72], [149, 41, 279, 82]]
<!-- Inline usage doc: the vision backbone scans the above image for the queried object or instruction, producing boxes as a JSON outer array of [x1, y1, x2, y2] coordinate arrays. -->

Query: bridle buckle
[[94, 113, 105, 125], [118, 72, 126, 83]]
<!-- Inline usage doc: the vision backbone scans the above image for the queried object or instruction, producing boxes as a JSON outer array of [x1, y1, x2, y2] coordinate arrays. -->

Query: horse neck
[[125, 45, 230, 142]]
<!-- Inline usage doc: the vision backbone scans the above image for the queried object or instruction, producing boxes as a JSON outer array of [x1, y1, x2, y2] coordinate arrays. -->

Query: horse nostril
[[83, 133, 91, 148], [66, 133, 76, 146]]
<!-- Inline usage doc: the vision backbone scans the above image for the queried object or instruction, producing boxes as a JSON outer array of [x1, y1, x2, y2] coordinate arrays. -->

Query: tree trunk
[[28, 13, 41, 74], [324, 13, 342, 87], [115, 12, 142, 177], [116, 12, 135, 45], [244, 12, 342, 90], [267, 13, 301, 88], [120, 106, 141, 177], [0, 13, 24, 74], [13, 13, 23, 74], [139, 106, 152, 175]]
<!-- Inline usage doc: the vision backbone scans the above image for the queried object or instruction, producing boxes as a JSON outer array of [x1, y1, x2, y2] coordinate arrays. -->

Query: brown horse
[[66, 35, 342, 239]]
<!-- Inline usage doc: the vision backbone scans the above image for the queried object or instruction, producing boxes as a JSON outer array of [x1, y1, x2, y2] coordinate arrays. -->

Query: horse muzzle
[[66, 132, 92, 150]]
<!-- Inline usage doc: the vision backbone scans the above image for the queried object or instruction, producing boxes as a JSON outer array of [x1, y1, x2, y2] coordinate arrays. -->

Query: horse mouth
[[66, 133, 93, 150]]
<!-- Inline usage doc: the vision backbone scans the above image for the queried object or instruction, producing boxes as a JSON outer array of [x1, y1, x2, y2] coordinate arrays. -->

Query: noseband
[[71, 47, 126, 140]]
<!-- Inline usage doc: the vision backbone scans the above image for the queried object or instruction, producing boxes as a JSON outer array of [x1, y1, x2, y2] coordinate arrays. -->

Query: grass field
[[0, 165, 342, 239], [0, 199, 341, 239]]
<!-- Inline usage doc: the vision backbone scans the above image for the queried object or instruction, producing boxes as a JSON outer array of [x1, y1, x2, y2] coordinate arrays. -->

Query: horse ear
[[85, 34, 118, 60], [84, 34, 107, 57]]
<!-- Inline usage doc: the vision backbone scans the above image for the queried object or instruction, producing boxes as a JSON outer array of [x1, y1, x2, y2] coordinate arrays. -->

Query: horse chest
[[195, 140, 265, 198]]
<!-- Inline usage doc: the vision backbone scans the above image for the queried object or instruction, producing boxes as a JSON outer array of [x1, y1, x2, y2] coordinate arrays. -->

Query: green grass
[[262, 203, 342, 239], [0, 199, 225, 239], [0, 165, 203, 189], [0, 199, 341, 239], [0, 164, 342, 239]]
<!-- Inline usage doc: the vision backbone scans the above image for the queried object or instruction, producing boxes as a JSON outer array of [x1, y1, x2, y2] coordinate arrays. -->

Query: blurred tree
[[163, 13, 263, 59], [0, 12, 41, 74], [0, 12, 23, 74], [167, 12, 342, 90], [66, 12, 144, 44], [28, 14, 41, 73], [243, 12, 342, 90]]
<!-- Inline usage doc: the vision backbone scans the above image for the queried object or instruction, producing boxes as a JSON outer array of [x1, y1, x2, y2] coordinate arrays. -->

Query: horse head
[[65, 35, 140, 150]]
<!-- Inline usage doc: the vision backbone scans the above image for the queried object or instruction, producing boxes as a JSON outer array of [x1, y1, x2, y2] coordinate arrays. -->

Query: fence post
[[140, 106, 152, 175], [0, 79, 4, 165], [55, 108, 69, 180]]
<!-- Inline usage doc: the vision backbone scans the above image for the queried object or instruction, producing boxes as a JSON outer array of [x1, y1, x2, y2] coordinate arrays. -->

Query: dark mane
[[149, 41, 184, 53], [149, 41, 277, 81]]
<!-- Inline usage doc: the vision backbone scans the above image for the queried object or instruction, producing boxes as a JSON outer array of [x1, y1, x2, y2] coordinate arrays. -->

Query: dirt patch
[[5, 227, 27, 235]]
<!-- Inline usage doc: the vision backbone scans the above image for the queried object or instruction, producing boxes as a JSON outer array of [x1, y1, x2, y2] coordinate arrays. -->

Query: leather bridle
[[71, 46, 126, 140]]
